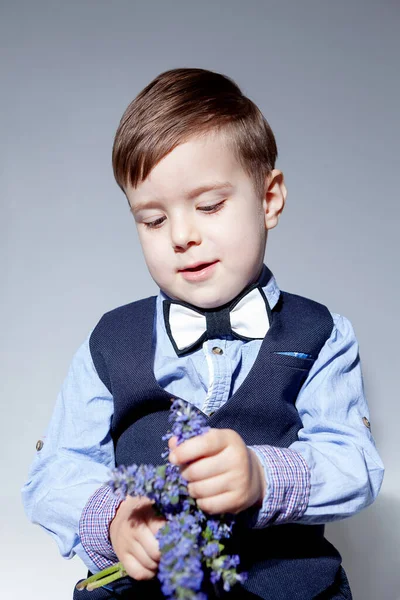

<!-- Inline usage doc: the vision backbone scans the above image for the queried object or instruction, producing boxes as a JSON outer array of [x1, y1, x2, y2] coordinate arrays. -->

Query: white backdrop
[[2, 1, 399, 599]]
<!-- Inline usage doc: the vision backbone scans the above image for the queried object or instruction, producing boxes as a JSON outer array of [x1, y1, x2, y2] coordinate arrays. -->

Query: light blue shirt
[[21, 268, 384, 572]]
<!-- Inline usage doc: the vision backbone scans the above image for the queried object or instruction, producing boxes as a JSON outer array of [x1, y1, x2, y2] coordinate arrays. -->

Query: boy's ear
[[262, 169, 287, 230]]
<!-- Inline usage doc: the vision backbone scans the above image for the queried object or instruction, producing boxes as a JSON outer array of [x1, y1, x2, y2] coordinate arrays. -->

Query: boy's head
[[112, 68, 286, 308]]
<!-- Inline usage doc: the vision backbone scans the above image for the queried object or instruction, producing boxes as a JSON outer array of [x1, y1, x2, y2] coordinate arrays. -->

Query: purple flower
[[107, 398, 246, 599], [162, 399, 210, 447], [202, 542, 221, 558]]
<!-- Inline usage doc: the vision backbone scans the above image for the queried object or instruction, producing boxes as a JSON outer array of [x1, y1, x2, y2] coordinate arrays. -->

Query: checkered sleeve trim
[[250, 445, 311, 528], [79, 485, 122, 570]]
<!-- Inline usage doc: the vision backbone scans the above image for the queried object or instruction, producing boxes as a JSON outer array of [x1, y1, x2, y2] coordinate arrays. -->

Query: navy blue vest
[[75, 291, 344, 600]]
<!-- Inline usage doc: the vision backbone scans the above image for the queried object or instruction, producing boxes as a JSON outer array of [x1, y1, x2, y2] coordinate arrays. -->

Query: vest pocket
[[270, 352, 316, 371]]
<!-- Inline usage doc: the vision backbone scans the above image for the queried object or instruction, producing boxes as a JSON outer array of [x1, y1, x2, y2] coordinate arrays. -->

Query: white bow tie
[[163, 285, 271, 356]]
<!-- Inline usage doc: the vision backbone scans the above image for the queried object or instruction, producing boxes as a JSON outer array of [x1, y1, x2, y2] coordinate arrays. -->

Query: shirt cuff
[[79, 485, 122, 571], [250, 445, 311, 528]]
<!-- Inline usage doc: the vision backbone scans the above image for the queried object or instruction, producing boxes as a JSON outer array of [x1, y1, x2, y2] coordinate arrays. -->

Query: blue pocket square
[[274, 351, 314, 359]]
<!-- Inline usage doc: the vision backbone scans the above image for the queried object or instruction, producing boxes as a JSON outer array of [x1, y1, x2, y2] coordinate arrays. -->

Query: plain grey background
[[2, 1, 399, 598]]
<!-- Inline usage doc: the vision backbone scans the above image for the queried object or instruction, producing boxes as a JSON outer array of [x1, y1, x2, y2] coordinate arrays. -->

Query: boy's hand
[[169, 428, 266, 515], [109, 495, 166, 580]]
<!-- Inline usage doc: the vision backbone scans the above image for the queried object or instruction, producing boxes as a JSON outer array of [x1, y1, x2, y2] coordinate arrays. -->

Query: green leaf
[[156, 465, 167, 477]]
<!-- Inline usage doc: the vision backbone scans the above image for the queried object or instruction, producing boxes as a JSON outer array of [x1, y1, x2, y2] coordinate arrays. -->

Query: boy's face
[[126, 132, 286, 309]]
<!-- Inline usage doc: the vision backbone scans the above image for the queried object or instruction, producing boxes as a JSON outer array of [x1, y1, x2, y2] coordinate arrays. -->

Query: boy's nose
[[170, 218, 201, 252]]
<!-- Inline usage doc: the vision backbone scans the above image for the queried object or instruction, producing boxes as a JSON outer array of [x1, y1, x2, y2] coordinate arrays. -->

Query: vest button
[[36, 440, 44, 451], [212, 346, 223, 355]]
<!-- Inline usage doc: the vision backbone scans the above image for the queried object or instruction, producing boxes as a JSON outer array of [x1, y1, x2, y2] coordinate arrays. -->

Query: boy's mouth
[[179, 260, 218, 272], [178, 261, 219, 281]]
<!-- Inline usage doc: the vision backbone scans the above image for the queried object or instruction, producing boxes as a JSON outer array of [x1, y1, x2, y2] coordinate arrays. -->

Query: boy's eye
[[198, 200, 226, 213], [144, 216, 166, 229]]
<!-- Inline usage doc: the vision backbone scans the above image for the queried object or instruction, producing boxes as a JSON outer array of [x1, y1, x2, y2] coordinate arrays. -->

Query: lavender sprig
[[163, 398, 211, 446], [77, 399, 246, 598]]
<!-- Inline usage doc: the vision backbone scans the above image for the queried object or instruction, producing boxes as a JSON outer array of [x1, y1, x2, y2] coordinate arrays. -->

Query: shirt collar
[[156, 264, 281, 336]]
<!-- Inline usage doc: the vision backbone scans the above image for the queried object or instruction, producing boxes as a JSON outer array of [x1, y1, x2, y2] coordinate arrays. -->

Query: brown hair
[[112, 68, 277, 199]]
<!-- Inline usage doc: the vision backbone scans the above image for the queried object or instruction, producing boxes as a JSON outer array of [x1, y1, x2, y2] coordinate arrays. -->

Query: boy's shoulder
[[102, 295, 157, 318], [280, 288, 329, 308], [278, 288, 333, 320], [89, 295, 158, 344], [276, 289, 335, 339], [279, 289, 356, 346]]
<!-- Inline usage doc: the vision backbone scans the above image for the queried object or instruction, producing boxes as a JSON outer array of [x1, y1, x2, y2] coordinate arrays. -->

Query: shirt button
[[212, 346, 223, 355], [362, 417, 371, 429], [36, 440, 44, 451]]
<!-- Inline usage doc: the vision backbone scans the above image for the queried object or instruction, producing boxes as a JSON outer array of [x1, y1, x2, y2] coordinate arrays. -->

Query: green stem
[[75, 562, 127, 592], [86, 569, 126, 591]]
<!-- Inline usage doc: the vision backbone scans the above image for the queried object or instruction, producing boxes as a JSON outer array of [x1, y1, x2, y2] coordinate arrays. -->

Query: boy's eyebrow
[[130, 199, 161, 214], [184, 181, 234, 199]]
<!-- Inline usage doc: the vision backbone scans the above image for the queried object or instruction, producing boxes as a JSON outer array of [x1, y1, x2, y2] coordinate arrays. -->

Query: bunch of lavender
[[78, 400, 246, 599]]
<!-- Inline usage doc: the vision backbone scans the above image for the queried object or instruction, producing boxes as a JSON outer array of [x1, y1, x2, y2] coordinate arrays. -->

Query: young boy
[[22, 68, 384, 600]]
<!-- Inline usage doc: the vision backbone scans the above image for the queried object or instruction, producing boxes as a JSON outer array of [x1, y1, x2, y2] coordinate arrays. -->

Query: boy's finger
[[169, 429, 226, 465], [168, 436, 178, 450], [123, 553, 157, 581], [180, 455, 227, 482], [187, 473, 230, 499], [196, 490, 240, 515], [130, 537, 159, 571], [135, 523, 162, 563], [148, 516, 167, 536]]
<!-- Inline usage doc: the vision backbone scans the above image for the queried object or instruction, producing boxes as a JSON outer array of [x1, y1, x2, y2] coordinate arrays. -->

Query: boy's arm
[[21, 333, 118, 573], [250, 312, 385, 527], [171, 313, 384, 525]]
